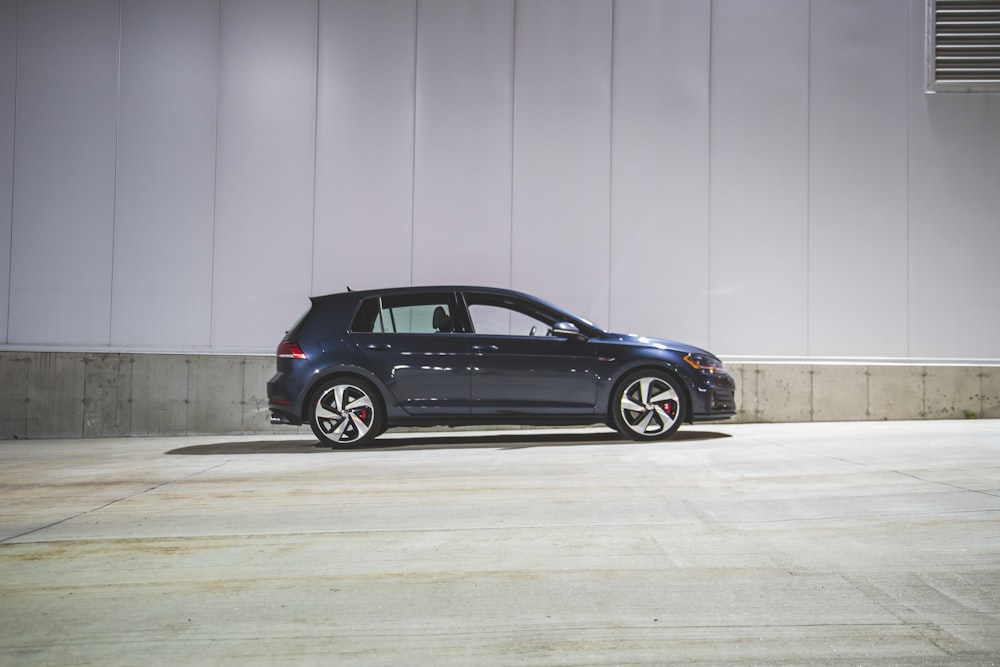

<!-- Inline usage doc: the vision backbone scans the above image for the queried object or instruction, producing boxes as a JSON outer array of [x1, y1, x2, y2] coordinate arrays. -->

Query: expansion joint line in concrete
[[808, 449, 1000, 501], [840, 574, 958, 659], [0, 460, 232, 544], [763, 441, 1000, 502], [885, 468, 1000, 500]]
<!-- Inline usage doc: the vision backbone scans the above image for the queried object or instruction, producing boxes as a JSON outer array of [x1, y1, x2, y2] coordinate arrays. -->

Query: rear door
[[351, 291, 471, 416]]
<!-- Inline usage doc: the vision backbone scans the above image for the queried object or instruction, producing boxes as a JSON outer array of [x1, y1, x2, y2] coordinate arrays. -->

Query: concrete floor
[[1, 421, 998, 666]]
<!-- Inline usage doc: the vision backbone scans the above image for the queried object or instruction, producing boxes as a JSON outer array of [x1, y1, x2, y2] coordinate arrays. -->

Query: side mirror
[[551, 321, 587, 341]]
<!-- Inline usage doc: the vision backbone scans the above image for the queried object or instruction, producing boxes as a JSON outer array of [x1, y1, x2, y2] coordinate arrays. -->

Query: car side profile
[[267, 286, 736, 447]]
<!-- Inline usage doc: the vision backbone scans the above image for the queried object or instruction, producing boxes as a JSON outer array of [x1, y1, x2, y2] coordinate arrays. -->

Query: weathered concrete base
[[1, 352, 997, 439], [0, 352, 307, 440], [730, 363, 1000, 424]]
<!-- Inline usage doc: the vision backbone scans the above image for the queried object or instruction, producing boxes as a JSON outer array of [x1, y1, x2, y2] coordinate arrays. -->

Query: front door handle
[[471, 344, 499, 352], [366, 343, 392, 351]]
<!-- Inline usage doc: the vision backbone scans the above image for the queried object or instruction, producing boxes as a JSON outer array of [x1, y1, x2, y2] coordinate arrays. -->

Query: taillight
[[277, 340, 306, 359]]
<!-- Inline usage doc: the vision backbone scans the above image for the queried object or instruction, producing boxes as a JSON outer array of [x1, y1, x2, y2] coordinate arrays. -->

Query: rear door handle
[[366, 343, 392, 351], [471, 344, 499, 352]]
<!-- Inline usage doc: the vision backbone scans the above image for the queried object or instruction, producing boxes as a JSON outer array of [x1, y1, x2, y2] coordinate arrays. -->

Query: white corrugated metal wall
[[1, 0, 998, 359]]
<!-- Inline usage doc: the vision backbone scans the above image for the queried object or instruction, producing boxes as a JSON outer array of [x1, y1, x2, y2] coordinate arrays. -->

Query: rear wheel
[[611, 370, 685, 441], [309, 377, 384, 448]]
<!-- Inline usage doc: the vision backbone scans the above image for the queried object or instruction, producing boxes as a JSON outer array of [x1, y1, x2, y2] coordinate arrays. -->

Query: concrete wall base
[[728, 363, 1000, 424], [0, 352, 307, 440], [1, 352, 997, 439]]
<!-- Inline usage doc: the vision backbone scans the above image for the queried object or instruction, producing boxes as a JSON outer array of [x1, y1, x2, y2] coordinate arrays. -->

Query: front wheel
[[309, 377, 384, 448], [611, 370, 685, 441]]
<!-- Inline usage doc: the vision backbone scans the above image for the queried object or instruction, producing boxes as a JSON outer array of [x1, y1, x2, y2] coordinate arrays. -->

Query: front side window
[[464, 294, 560, 337], [351, 293, 454, 334]]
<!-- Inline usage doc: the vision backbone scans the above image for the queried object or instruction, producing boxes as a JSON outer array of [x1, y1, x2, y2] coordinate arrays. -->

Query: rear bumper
[[267, 372, 305, 426], [691, 410, 736, 423], [268, 411, 299, 426]]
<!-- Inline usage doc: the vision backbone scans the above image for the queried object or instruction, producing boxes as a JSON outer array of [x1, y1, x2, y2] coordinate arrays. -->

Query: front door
[[461, 293, 600, 415]]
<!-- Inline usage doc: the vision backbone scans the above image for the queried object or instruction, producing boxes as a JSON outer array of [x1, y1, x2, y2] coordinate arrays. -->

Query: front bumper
[[688, 372, 737, 421]]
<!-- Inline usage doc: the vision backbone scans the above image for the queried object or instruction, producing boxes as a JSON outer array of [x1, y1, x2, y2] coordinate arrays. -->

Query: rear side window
[[351, 293, 455, 334]]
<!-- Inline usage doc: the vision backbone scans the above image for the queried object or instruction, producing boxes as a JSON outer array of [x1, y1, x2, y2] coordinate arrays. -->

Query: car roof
[[311, 285, 540, 303]]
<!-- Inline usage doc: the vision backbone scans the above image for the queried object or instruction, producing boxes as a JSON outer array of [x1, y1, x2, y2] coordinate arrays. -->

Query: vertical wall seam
[[80, 355, 88, 437], [979, 367, 984, 418], [607, 0, 615, 327], [117, 353, 127, 436], [128, 355, 136, 436], [906, 0, 913, 358], [185, 356, 192, 436], [6, 0, 20, 345], [509, 0, 517, 289], [410, 0, 419, 286], [22, 353, 29, 438], [106, 355, 114, 437], [805, 0, 812, 357], [809, 367, 815, 422], [754, 366, 759, 422], [239, 355, 247, 432], [309, 0, 320, 297], [921, 366, 927, 418], [106, 354, 113, 437], [127, 355, 135, 436], [208, 0, 222, 348], [865, 366, 871, 420], [706, 0, 713, 349], [108, 0, 122, 346]]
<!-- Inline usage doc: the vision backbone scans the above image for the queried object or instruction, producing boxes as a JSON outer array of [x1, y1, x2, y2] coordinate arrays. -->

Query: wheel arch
[[605, 363, 694, 426], [299, 365, 398, 423]]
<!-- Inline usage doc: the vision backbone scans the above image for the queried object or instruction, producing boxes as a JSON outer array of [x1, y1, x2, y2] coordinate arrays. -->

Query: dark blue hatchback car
[[268, 286, 736, 447]]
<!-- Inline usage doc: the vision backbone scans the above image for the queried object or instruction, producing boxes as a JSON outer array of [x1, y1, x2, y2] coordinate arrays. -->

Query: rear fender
[[298, 365, 407, 422]]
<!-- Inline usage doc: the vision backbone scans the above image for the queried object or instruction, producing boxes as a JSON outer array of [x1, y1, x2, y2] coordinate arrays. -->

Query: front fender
[[598, 359, 695, 424]]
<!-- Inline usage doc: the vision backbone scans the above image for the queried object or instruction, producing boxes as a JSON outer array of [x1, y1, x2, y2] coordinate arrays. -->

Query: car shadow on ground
[[165, 429, 732, 455]]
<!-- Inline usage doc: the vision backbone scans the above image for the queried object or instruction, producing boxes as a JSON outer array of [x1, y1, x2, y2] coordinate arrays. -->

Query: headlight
[[683, 353, 727, 375]]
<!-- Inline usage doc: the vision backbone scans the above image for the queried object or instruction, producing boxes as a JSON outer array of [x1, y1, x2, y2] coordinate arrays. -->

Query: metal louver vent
[[928, 0, 1000, 91]]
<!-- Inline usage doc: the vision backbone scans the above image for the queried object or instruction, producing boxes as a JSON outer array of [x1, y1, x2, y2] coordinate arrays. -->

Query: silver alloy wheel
[[618, 375, 681, 437], [313, 383, 375, 444]]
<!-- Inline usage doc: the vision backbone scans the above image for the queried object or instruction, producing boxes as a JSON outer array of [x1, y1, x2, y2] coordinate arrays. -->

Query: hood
[[604, 332, 716, 358]]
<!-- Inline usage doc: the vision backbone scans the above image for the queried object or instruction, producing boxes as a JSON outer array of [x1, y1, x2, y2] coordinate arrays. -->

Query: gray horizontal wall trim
[[0, 345, 276, 357], [723, 355, 1000, 367]]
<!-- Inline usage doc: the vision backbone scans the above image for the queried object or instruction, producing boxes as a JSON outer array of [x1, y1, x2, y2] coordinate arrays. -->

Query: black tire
[[611, 370, 685, 441], [309, 376, 384, 448]]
